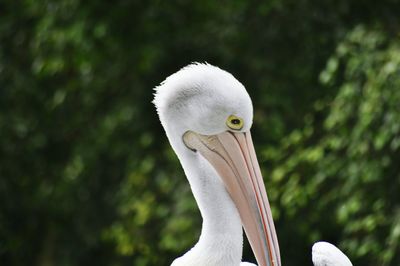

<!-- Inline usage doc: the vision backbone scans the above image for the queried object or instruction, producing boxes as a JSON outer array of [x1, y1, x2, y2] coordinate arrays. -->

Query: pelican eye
[[226, 115, 243, 130]]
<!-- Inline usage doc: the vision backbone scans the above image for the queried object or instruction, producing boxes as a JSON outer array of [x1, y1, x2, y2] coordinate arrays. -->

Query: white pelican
[[153, 63, 352, 266], [153, 63, 279, 266]]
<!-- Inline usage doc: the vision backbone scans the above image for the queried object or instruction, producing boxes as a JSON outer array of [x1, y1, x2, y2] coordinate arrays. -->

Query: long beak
[[183, 130, 281, 266]]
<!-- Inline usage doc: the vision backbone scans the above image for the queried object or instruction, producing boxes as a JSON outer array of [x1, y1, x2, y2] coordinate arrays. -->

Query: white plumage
[[312, 242, 353, 266], [154, 63, 352, 266], [155, 63, 254, 266]]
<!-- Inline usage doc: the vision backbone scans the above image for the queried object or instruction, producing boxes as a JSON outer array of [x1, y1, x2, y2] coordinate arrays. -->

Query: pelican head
[[154, 63, 280, 266]]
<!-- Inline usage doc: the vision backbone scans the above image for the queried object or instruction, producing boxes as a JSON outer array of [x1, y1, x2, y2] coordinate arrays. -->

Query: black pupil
[[231, 119, 240, 125]]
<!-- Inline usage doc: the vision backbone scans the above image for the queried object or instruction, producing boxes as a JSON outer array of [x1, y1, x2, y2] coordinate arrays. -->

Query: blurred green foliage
[[0, 0, 399, 265]]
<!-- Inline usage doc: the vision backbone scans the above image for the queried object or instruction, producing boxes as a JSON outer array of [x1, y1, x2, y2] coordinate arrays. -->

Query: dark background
[[1, 0, 400, 265]]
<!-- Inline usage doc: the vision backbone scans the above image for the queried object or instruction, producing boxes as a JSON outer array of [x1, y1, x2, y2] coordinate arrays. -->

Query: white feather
[[154, 63, 254, 266], [154, 63, 353, 266], [312, 242, 353, 266]]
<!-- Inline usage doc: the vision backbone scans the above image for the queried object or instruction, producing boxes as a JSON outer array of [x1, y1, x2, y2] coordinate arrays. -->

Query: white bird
[[153, 63, 279, 266], [312, 242, 353, 266], [153, 63, 352, 266]]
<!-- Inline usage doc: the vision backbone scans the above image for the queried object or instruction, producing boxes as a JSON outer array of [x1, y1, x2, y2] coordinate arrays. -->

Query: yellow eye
[[226, 115, 243, 130]]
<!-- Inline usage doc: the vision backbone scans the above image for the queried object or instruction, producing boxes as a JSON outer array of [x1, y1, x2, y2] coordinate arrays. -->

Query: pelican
[[153, 63, 278, 266], [153, 63, 352, 266]]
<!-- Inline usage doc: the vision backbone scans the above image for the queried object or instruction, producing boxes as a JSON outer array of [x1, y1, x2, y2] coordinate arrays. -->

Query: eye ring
[[226, 115, 243, 130]]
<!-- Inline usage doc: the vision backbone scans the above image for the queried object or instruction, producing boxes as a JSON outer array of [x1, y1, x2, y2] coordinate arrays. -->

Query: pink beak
[[183, 131, 281, 266]]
